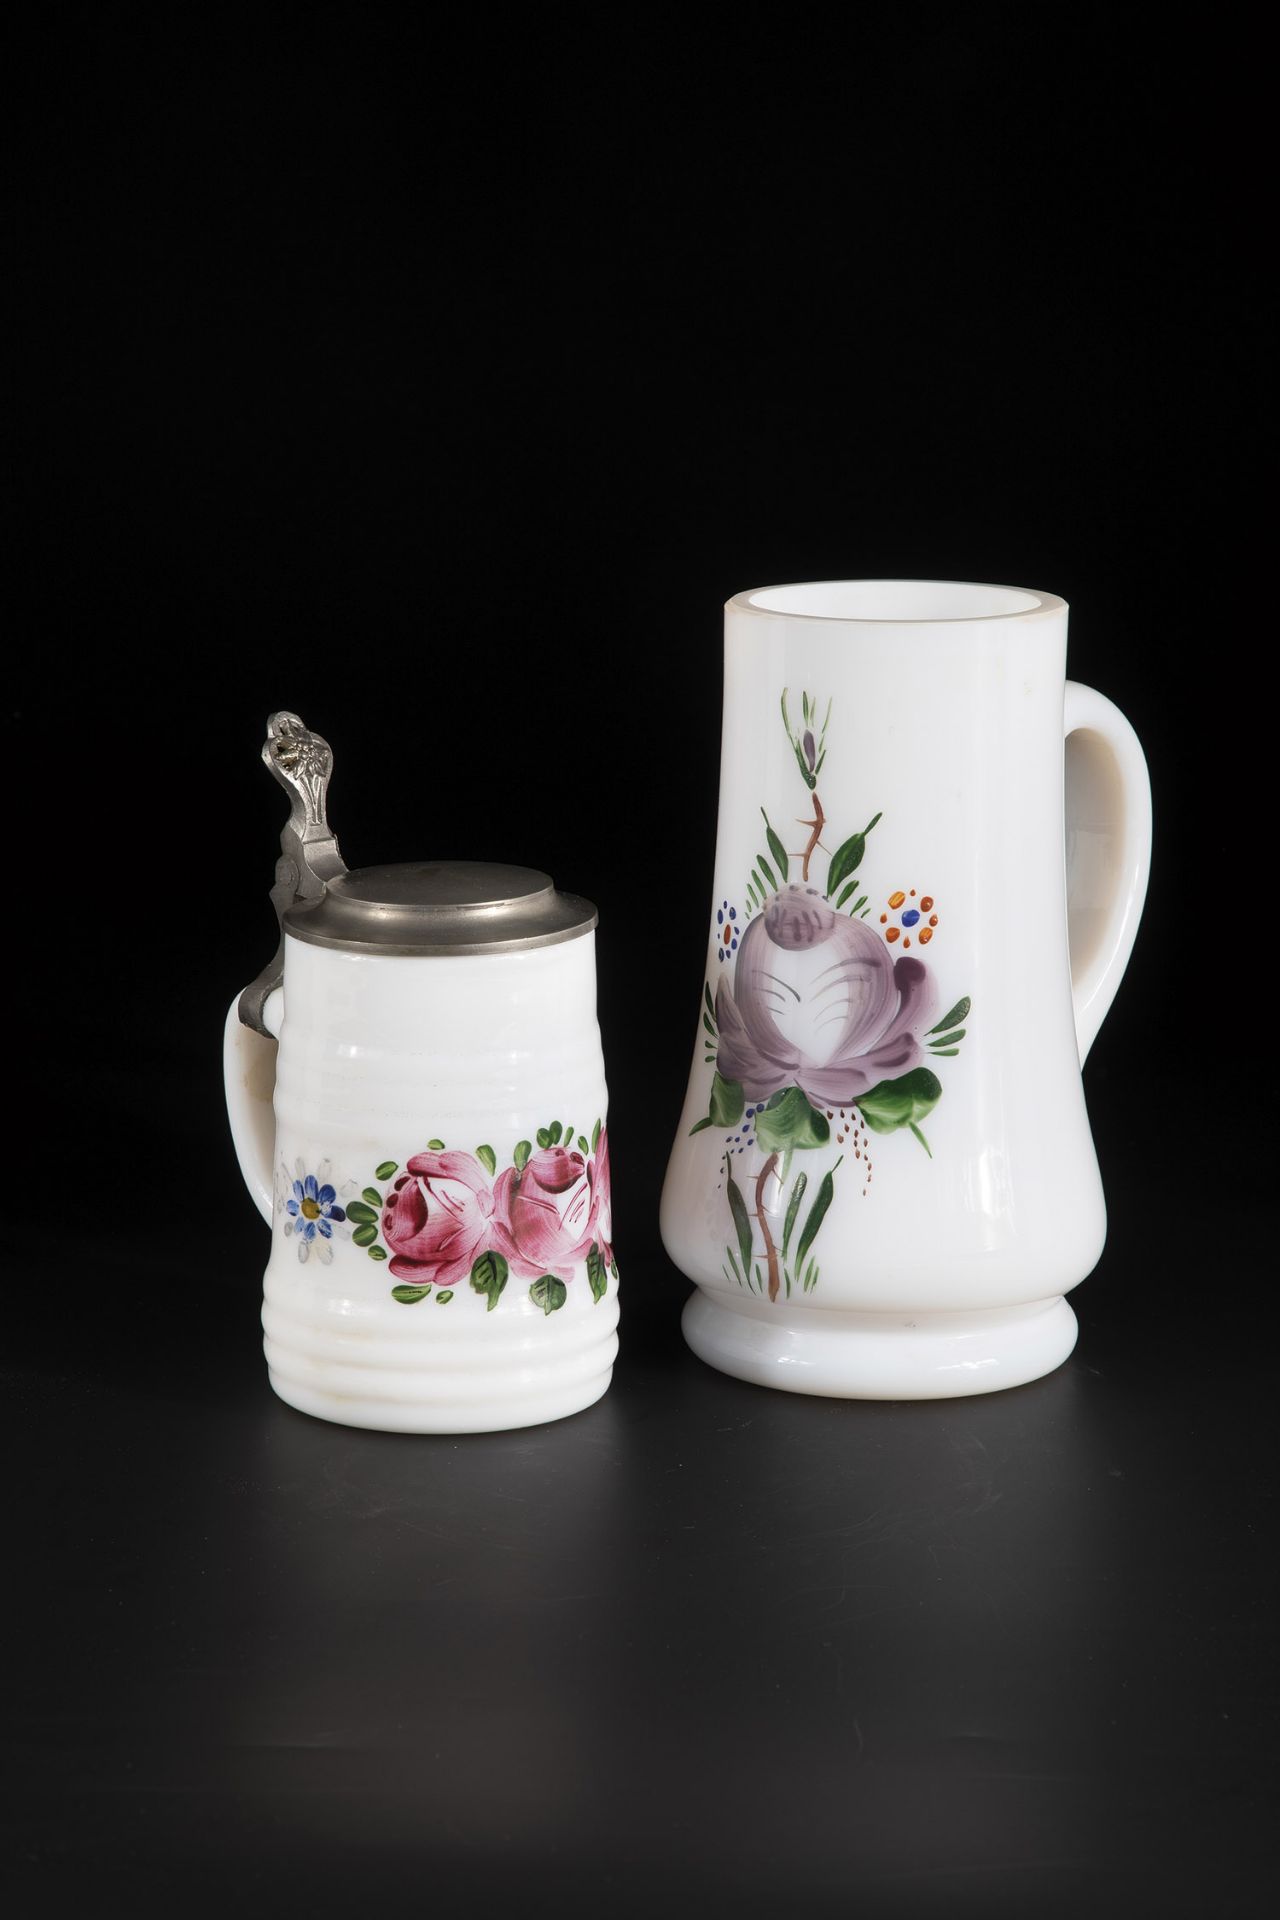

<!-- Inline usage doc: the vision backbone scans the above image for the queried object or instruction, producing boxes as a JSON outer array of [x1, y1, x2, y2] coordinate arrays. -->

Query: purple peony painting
[[714, 893, 936, 1109], [692, 689, 971, 1303]]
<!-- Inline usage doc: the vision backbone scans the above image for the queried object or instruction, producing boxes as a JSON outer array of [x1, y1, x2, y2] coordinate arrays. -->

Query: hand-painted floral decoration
[[282, 1123, 617, 1314], [715, 900, 741, 961], [280, 1159, 350, 1264], [692, 690, 971, 1303], [880, 887, 939, 948]]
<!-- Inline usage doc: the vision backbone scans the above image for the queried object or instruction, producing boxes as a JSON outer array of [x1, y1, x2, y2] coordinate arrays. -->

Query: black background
[[8, 8, 1270, 1916]]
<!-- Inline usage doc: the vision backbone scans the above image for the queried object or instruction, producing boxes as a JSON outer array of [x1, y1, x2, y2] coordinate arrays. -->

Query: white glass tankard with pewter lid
[[224, 712, 618, 1433]]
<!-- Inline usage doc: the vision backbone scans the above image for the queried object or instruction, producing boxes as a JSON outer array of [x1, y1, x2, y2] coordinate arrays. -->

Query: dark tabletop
[[5, 1122, 1269, 1920]]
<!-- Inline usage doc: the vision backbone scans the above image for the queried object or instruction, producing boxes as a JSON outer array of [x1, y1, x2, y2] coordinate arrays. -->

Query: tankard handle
[[224, 987, 284, 1224], [1063, 681, 1153, 1064]]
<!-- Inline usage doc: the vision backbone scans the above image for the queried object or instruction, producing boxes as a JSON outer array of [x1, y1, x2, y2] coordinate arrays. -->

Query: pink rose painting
[[337, 1123, 616, 1313], [488, 1127, 613, 1282], [381, 1151, 496, 1287], [493, 1145, 593, 1280], [589, 1126, 614, 1270]]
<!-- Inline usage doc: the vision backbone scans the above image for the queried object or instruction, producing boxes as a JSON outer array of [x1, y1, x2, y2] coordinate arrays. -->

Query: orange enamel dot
[[880, 913, 888, 924], [920, 895, 934, 911], [919, 927, 933, 944], [909, 889, 916, 897], [886, 926, 900, 943], [902, 935, 911, 948], [929, 913, 938, 926], [888, 890, 905, 909]]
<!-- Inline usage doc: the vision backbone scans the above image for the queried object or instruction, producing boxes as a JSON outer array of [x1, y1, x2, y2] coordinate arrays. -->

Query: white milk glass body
[[661, 581, 1150, 1399], [225, 930, 618, 1432]]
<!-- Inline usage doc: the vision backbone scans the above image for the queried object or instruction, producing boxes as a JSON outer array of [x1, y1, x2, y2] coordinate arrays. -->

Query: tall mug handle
[[224, 989, 284, 1224], [1063, 680, 1153, 1064]]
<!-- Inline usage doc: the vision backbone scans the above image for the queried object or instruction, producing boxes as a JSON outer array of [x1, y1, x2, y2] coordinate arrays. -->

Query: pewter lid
[[282, 860, 596, 955], [237, 712, 595, 1036]]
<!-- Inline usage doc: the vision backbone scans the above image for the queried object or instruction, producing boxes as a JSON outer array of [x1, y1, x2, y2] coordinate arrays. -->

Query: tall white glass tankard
[[661, 581, 1151, 1399]]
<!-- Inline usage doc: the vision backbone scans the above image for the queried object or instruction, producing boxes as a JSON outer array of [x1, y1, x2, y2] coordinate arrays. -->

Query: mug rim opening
[[731, 579, 1066, 624]]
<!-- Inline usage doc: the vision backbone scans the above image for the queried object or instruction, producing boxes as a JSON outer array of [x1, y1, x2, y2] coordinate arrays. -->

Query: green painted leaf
[[725, 1160, 754, 1277], [367, 1245, 388, 1261], [909, 1123, 933, 1157], [361, 1187, 384, 1208], [754, 1086, 830, 1152], [592, 1118, 602, 1152], [475, 1144, 497, 1175], [928, 1047, 960, 1057], [781, 688, 792, 735], [530, 1275, 568, 1315], [757, 855, 777, 892], [689, 1116, 713, 1135], [470, 1249, 509, 1312], [928, 997, 970, 1036], [761, 810, 789, 881], [427, 1138, 445, 1151], [548, 1121, 563, 1145], [858, 1068, 944, 1136], [707, 1070, 745, 1127], [392, 1284, 431, 1305], [374, 1161, 398, 1180], [851, 895, 867, 915], [586, 1244, 608, 1303], [802, 690, 810, 725], [345, 1200, 378, 1225], [577, 1135, 590, 1153], [435, 1288, 454, 1303], [610, 1258, 618, 1280], [351, 1222, 379, 1247], [826, 814, 881, 897], [836, 880, 857, 908], [703, 1011, 716, 1038], [782, 1172, 808, 1255], [796, 1161, 841, 1272], [514, 1139, 532, 1171], [704, 982, 716, 1022], [927, 1028, 966, 1048], [827, 834, 864, 895], [724, 1243, 742, 1282], [536, 1128, 551, 1149]]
